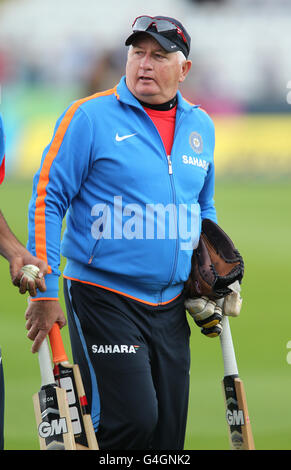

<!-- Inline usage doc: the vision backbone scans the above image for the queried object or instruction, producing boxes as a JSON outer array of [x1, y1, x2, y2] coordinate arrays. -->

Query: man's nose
[[139, 53, 153, 69]]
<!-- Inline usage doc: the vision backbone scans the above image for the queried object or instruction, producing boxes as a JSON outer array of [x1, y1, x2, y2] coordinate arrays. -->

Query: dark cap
[[125, 15, 191, 59]]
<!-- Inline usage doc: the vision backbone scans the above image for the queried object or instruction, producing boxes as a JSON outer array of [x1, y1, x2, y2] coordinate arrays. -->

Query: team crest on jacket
[[189, 132, 203, 154]]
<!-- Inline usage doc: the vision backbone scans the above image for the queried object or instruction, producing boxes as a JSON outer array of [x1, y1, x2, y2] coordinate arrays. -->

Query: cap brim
[[125, 31, 180, 53]]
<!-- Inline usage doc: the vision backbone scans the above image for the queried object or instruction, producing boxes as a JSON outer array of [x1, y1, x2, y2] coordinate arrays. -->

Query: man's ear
[[179, 60, 192, 83]]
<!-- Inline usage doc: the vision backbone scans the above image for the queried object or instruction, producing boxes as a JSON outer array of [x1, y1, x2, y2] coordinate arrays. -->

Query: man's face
[[125, 35, 191, 105]]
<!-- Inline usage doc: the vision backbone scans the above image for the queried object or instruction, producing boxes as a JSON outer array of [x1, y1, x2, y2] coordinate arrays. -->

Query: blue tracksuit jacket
[[28, 76, 217, 305]]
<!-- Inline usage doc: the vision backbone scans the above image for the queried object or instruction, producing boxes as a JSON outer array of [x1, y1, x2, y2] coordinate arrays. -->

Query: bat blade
[[49, 324, 99, 450], [33, 338, 76, 450], [222, 375, 255, 450], [220, 315, 255, 450]]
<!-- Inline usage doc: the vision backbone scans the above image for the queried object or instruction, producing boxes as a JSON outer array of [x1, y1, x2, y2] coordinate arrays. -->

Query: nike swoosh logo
[[115, 132, 137, 142]]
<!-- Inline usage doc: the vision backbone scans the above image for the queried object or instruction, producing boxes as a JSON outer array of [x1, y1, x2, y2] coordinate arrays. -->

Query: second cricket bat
[[48, 323, 99, 450], [33, 337, 76, 450], [220, 315, 255, 450]]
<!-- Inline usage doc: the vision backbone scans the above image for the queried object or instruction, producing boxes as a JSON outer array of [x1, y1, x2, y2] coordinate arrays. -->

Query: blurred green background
[[1, 0, 291, 451]]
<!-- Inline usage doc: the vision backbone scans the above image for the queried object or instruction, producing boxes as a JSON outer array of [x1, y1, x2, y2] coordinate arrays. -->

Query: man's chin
[[135, 83, 159, 97]]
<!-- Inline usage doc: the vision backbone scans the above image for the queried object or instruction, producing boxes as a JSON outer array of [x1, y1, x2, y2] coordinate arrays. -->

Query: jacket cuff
[[30, 273, 60, 301]]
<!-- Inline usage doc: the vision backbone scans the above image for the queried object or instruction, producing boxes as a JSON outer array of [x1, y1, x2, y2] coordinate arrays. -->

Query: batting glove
[[185, 296, 223, 338], [223, 287, 242, 317]]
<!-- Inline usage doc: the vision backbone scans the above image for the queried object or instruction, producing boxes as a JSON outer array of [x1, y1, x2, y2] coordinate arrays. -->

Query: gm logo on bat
[[226, 409, 245, 426], [38, 418, 68, 438]]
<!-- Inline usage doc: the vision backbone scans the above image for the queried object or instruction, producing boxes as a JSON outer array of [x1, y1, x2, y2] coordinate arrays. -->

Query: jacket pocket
[[88, 203, 111, 264]]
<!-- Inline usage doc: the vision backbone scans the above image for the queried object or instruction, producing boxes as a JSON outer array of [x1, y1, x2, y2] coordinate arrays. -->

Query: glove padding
[[185, 281, 243, 338], [184, 219, 244, 300], [185, 296, 223, 338]]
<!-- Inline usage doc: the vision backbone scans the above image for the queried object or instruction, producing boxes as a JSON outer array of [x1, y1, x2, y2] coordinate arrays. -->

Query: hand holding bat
[[33, 337, 76, 450], [48, 323, 99, 450]]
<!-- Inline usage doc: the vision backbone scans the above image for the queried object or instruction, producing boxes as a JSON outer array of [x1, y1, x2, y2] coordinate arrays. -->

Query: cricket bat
[[48, 323, 99, 450], [33, 337, 76, 450], [219, 314, 255, 450]]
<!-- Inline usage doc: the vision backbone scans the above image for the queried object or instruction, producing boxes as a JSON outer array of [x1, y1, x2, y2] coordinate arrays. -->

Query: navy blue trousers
[[64, 279, 191, 450]]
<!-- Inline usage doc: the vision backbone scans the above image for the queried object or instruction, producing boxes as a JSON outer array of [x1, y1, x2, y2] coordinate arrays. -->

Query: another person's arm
[[0, 210, 47, 296]]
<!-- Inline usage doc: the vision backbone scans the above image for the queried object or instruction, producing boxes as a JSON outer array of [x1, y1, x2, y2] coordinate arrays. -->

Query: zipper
[[159, 157, 178, 304], [167, 155, 173, 175], [159, 111, 187, 304], [88, 240, 99, 264], [88, 203, 109, 264], [140, 107, 187, 304], [146, 117, 178, 303]]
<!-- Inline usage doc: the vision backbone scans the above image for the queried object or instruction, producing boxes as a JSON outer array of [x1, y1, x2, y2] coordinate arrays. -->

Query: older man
[[25, 16, 219, 449]]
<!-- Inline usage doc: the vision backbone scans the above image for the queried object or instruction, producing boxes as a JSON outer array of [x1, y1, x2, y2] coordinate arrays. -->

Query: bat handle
[[219, 314, 239, 377], [38, 337, 55, 387], [49, 323, 69, 364]]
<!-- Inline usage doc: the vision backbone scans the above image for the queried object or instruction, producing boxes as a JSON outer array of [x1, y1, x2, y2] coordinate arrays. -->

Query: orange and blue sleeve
[[27, 105, 93, 300]]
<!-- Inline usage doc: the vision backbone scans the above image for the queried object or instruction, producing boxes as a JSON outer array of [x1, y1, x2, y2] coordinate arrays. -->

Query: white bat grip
[[38, 337, 55, 387], [219, 315, 239, 377]]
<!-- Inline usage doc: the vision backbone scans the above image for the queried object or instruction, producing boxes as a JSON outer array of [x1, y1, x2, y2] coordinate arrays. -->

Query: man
[[0, 114, 48, 450], [25, 16, 220, 449]]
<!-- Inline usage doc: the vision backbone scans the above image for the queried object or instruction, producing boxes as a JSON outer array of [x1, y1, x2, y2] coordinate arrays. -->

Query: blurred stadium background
[[0, 0, 290, 450]]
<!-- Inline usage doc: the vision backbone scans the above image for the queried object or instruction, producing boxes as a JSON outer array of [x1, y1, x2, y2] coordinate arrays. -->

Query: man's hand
[[185, 283, 243, 338], [185, 296, 223, 338], [25, 300, 66, 353], [10, 251, 48, 297], [0, 210, 48, 296]]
